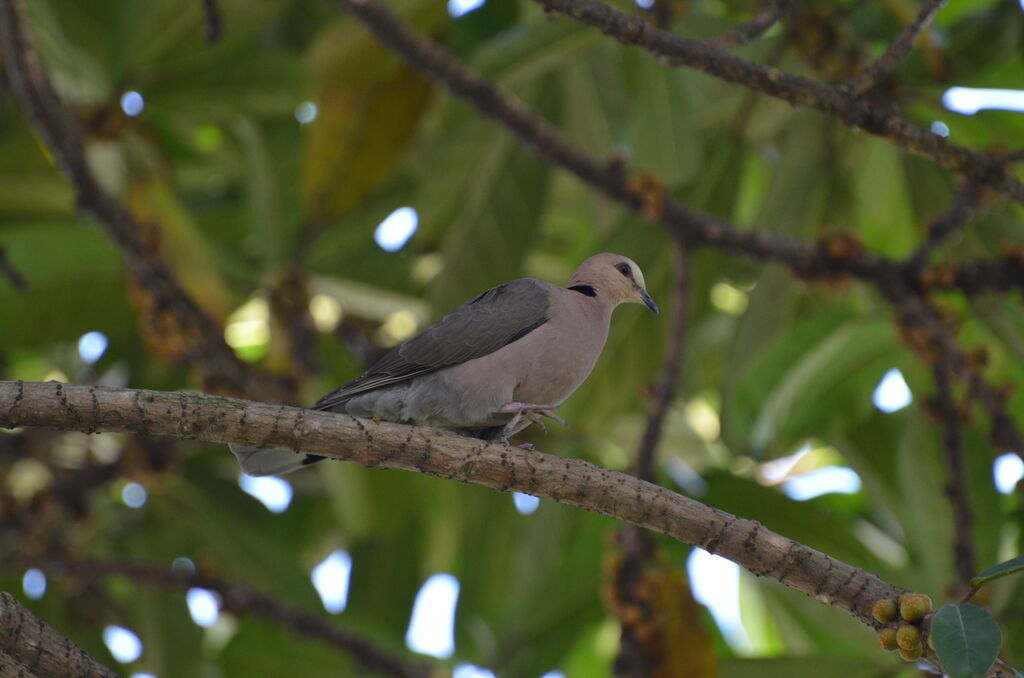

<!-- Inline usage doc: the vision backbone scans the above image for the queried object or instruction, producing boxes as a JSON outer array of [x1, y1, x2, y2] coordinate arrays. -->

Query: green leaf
[[970, 554, 1024, 590], [930, 603, 1002, 678]]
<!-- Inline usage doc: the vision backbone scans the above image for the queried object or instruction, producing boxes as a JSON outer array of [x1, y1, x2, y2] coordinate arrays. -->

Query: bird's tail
[[229, 443, 325, 476]]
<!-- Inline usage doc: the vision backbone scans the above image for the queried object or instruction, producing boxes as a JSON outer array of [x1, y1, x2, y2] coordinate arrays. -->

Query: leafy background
[[1, 0, 1023, 676]]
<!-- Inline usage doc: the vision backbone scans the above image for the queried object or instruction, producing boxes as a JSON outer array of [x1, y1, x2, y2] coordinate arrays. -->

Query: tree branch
[[707, 0, 791, 51], [1, 559, 429, 678], [846, 0, 948, 95], [0, 0, 289, 402], [0, 381, 899, 623], [528, 0, 1024, 205], [0, 246, 28, 291], [2, 381, 1016, 677], [905, 182, 981, 271], [0, 591, 119, 678]]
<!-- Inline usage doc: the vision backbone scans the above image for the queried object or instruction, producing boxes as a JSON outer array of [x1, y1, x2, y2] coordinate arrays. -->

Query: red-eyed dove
[[231, 253, 658, 475]]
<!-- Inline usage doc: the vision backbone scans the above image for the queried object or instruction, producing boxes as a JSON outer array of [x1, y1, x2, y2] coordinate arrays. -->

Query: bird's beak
[[636, 285, 659, 314]]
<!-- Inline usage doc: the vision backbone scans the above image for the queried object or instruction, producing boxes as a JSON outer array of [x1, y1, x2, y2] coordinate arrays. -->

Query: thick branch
[[530, 0, 1024, 204], [0, 0, 287, 401], [0, 383, 910, 630], [1, 559, 428, 678], [846, 0, 948, 95], [3, 381, 1016, 677], [0, 591, 119, 678]]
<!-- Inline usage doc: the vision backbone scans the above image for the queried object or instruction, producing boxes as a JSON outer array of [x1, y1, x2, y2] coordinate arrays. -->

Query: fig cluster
[[873, 593, 932, 662]]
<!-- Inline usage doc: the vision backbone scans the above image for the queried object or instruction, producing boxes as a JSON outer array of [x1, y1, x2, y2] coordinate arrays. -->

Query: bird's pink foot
[[498, 402, 568, 440]]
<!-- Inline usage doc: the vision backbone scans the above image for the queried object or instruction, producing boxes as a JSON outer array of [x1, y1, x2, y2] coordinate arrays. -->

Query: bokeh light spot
[[78, 331, 109, 364], [120, 91, 145, 117], [22, 568, 46, 599], [873, 368, 912, 413], [375, 207, 419, 252], [312, 550, 352, 613], [103, 625, 143, 663], [406, 574, 459, 658], [238, 474, 293, 513]]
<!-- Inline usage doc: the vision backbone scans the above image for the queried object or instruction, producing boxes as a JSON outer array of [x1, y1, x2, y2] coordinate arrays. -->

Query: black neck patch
[[568, 284, 597, 297]]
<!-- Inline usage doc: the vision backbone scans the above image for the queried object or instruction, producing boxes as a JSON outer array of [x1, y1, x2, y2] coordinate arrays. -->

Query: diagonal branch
[[0, 591, 119, 678], [707, 0, 791, 51], [0, 246, 28, 291], [0, 0, 289, 402], [1, 381, 1018, 678], [1, 558, 429, 678], [905, 182, 982, 271], [846, 0, 948, 95], [528, 0, 1024, 205]]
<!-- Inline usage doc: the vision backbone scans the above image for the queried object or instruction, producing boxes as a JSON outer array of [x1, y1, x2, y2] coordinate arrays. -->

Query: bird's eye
[[615, 263, 633, 278]]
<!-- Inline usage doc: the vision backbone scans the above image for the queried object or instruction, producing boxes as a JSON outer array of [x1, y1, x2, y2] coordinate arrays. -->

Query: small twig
[[931, 355, 975, 594], [847, 0, 948, 95], [0, 591, 120, 678], [999, 148, 1024, 165], [201, 0, 223, 42], [708, 0, 791, 51], [0, 246, 28, 290], [905, 182, 982, 270], [3, 558, 429, 678]]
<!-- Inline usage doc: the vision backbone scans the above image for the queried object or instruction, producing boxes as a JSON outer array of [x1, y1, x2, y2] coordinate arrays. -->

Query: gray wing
[[313, 278, 551, 411]]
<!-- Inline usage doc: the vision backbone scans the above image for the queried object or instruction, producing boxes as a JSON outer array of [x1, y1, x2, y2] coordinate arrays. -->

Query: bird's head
[[569, 253, 659, 313]]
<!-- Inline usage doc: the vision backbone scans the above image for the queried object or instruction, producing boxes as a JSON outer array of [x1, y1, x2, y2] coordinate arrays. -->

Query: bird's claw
[[499, 402, 569, 440]]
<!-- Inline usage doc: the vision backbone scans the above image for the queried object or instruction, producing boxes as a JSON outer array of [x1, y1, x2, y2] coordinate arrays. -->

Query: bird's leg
[[498, 402, 569, 441]]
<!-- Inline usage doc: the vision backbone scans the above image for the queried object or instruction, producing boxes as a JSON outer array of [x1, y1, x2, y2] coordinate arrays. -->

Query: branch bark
[[0, 591, 119, 678], [3, 381, 1016, 677], [1, 559, 429, 678]]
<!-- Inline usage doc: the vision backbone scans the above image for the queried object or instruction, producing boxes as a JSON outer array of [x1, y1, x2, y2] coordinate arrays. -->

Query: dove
[[231, 253, 657, 475]]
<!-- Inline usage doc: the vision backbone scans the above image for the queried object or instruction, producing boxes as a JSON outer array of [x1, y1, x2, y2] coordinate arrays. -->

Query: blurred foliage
[[1, 0, 1024, 676]]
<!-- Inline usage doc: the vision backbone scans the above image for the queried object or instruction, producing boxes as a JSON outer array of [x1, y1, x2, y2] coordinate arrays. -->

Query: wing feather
[[313, 279, 550, 411]]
